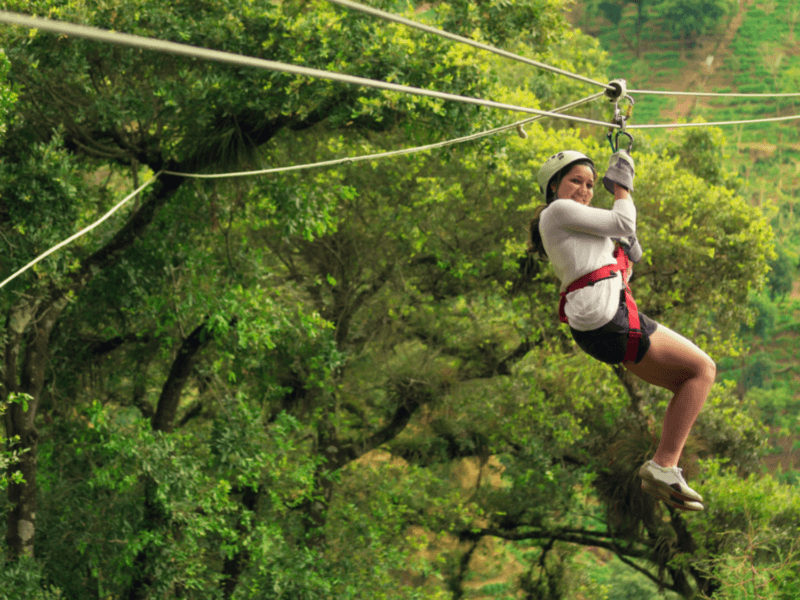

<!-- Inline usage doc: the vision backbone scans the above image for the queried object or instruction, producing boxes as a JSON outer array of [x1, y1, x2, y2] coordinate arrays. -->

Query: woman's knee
[[696, 352, 716, 385], [677, 338, 715, 388]]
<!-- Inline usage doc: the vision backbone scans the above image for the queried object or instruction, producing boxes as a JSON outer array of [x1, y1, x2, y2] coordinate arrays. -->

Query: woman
[[528, 150, 716, 512]]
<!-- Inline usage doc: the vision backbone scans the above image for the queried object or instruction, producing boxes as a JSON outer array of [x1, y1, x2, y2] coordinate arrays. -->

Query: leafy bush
[[0, 558, 62, 600]]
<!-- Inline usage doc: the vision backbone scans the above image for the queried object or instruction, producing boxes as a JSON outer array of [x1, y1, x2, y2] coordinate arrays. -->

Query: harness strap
[[559, 246, 642, 363]]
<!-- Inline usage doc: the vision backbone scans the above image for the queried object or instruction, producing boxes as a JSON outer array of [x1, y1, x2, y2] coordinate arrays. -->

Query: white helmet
[[537, 150, 594, 196]]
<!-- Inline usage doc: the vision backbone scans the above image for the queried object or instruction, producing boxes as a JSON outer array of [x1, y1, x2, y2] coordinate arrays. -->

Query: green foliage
[[662, 126, 741, 191], [35, 401, 324, 598], [0, 0, 792, 598], [745, 291, 778, 338], [585, 0, 733, 56], [0, 393, 31, 492], [0, 49, 16, 135], [658, 0, 736, 46], [571, 551, 682, 599], [0, 557, 63, 600], [690, 460, 800, 599], [766, 245, 797, 300], [0, 135, 91, 288]]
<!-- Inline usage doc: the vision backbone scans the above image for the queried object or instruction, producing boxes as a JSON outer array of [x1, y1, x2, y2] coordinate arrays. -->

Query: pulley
[[604, 78, 628, 102]]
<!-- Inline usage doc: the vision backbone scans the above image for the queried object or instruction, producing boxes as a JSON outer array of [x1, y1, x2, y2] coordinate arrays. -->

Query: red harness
[[559, 246, 641, 363]]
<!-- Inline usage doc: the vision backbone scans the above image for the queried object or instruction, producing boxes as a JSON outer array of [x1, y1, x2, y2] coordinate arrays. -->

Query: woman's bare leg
[[623, 324, 716, 468]]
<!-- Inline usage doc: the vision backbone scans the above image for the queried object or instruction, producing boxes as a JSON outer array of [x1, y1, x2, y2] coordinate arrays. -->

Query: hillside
[[573, 0, 800, 478]]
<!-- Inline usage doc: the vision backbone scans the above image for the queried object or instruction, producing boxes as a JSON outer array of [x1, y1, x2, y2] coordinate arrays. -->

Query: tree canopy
[[0, 1, 794, 599]]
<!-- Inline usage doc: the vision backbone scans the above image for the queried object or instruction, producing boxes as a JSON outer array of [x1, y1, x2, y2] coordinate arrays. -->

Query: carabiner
[[607, 130, 634, 154], [607, 93, 635, 153]]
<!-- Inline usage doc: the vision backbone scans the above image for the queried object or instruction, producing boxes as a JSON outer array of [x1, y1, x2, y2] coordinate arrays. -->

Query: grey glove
[[616, 235, 643, 263], [603, 151, 635, 194]]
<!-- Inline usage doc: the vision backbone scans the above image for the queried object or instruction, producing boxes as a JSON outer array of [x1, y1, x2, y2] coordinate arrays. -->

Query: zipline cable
[[628, 113, 800, 129], [0, 174, 160, 291], [4, 12, 796, 133], [165, 92, 606, 179], [2, 11, 798, 291], [0, 11, 617, 130], [630, 89, 800, 98], [326, 0, 612, 92]]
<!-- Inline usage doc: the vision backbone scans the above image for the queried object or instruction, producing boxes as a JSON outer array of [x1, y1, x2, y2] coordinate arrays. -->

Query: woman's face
[[553, 164, 595, 206]]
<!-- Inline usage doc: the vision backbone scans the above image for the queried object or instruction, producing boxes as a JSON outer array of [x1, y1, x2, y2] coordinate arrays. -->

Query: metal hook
[[607, 130, 634, 154], [607, 94, 635, 153], [612, 94, 635, 129]]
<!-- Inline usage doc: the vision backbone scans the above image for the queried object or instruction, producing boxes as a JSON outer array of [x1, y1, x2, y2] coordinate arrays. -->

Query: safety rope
[[326, 0, 612, 92], [164, 92, 605, 179], [0, 93, 602, 289], [0, 11, 617, 130], [0, 174, 159, 291]]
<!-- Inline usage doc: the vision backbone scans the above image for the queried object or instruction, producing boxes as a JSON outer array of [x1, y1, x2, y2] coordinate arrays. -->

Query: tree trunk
[[3, 175, 183, 560], [221, 486, 261, 600], [125, 319, 217, 598], [4, 296, 68, 558], [151, 320, 212, 433], [126, 477, 169, 600]]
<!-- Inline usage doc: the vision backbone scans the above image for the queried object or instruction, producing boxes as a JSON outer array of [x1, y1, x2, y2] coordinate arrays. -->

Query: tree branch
[[458, 526, 653, 560], [326, 378, 437, 467], [78, 332, 151, 358], [70, 173, 185, 292], [361, 378, 434, 454], [613, 550, 683, 595], [151, 320, 212, 434]]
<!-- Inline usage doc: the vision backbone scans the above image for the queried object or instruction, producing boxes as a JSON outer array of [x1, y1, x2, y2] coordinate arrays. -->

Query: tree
[[0, 0, 789, 597], [190, 117, 773, 598], [0, 0, 584, 595], [0, 0, 555, 567], [586, 0, 735, 57], [660, 0, 736, 51], [0, 50, 20, 497], [586, 0, 653, 58]]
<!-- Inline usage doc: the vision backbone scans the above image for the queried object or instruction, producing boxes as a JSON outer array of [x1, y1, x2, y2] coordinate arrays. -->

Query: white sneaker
[[638, 460, 703, 503], [641, 480, 704, 512]]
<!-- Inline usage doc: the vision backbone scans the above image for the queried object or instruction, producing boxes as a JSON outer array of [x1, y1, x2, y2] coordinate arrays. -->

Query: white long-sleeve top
[[538, 197, 637, 331]]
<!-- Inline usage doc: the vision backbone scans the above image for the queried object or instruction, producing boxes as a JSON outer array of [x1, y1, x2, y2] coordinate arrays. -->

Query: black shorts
[[570, 291, 658, 365]]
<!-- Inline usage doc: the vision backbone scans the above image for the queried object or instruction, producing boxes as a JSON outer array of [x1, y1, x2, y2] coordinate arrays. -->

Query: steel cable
[[630, 89, 800, 98], [628, 113, 800, 129], [326, 0, 613, 92], [0, 11, 616, 130]]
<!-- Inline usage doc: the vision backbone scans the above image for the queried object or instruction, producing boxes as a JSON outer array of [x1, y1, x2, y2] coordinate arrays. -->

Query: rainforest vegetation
[[1, 0, 798, 598]]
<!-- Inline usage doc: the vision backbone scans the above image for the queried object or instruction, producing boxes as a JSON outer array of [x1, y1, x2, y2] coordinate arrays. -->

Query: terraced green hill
[[575, 0, 800, 482]]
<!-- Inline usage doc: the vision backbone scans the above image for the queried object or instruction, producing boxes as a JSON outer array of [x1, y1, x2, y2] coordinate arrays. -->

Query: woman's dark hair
[[527, 206, 549, 259], [527, 159, 597, 259]]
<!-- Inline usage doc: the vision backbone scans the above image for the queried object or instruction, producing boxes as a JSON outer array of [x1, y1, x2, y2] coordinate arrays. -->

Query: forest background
[[0, 0, 798, 598]]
